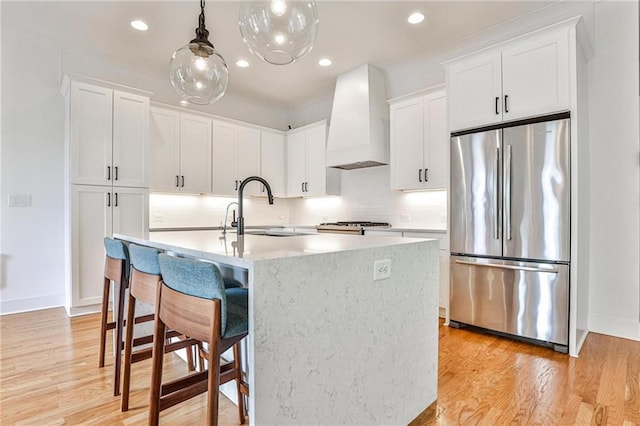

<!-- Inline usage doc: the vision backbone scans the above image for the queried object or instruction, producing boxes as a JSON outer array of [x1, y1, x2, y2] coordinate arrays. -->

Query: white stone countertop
[[362, 226, 447, 233], [115, 229, 433, 270]]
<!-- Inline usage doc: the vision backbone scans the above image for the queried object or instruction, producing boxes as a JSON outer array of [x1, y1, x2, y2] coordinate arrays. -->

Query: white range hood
[[326, 64, 389, 170]]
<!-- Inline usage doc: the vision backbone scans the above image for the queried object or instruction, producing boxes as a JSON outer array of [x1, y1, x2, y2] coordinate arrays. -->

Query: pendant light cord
[[191, 0, 213, 47]]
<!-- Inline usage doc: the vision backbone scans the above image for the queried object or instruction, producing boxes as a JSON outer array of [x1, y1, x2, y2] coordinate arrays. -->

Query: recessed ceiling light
[[318, 58, 332, 67], [407, 12, 425, 25], [130, 20, 149, 31], [236, 59, 250, 68]]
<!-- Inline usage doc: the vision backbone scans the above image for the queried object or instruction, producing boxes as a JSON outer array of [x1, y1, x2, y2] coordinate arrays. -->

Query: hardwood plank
[[2, 309, 640, 425]]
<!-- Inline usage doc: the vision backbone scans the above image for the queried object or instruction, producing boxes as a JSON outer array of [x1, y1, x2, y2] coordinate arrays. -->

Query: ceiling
[[2, 1, 561, 109]]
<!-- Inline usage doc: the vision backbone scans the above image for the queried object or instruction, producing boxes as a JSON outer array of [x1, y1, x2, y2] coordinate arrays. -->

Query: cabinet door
[[212, 121, 238, 196], [70, 82, 113, 185], [260, 131, 286, 197], [423, 93, 448, 189], [447, 51, 502, 131], [180, 113, 212, 194], [501, 29, 570, 121], [71, 185, 112, 308], [390, 98, 425, 190], [236, 127, 262, 197], [304, 125, 327, 196], [149, 107, 181, 192], [112, 187, 149, 239], [112, 91, 149, 188], [286, 131, 306, 196]]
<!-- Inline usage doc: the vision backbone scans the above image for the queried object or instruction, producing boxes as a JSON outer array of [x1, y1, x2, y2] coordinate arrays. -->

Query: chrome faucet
[[237, 176, 274, 235], [222, 201, 238, 235]]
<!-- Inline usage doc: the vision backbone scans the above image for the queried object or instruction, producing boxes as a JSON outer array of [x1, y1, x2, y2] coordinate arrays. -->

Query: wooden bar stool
[[149, 254, 249, 426], [99, 237, 130, 397], [121, 244, 202, 411]]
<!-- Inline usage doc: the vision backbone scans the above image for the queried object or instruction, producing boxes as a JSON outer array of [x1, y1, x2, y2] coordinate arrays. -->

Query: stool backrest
[[129, 244, 163, 304], [158, 254, 228, 335], [103, 237, 130, 280]]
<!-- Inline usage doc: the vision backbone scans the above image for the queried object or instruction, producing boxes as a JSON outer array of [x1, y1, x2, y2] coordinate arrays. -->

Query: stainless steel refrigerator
[[449, 113, 570, 352]]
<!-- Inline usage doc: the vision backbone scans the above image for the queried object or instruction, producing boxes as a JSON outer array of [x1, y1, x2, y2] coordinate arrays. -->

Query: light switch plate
[[373, 259, 392, 281], [8, 194, 31, 207]]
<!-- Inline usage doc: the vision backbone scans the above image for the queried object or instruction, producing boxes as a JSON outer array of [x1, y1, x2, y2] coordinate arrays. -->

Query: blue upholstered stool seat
[[104, 237, 130, 279]]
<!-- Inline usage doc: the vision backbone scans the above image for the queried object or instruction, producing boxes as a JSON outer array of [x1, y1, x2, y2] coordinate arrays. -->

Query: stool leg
[[99, 277, 110, 368], [233, 342, 246, 425], [113, 277, 127, 396], [121, 292, 136, 411], [206, 339, 220, 426], [185, 337, 195, 372], [148, 303, 167, 426]]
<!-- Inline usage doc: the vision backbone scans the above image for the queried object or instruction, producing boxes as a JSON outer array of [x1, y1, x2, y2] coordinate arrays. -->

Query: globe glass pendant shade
[[238, 0, 319, 65], [169, 41, 229, 105]]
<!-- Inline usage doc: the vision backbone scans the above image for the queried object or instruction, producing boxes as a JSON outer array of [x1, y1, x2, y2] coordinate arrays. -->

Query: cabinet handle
[[107, 192, 111, 207], [114, 192, 118, 207], [107, 166, 111, 181], [235, 180, 238, 191], [305, 182, 309, 192], [418, 169, 422, 183], [495, 97, 500, 115], [504, 95, 509, 113], [181, 176, 185, 188], [301, 182, 305, 193], [176, 175, 179, 187], [425, 168, 429, 182], [114, 166, 118, 181]]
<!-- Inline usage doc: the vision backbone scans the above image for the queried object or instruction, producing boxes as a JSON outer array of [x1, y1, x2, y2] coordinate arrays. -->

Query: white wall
[[586, 1, 640, 340]]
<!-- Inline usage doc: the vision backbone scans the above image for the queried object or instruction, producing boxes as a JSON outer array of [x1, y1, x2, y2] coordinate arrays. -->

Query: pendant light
[[169, 0, 229, 105], [238, 0, 319, 65]]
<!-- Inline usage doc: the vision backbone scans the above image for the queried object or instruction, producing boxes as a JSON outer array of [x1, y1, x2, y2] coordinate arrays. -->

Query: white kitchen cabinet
[[390, 88, 447, 191], [447, 26, 570, 131], [260, 130, 287, 198], [212, 121, 261, 197], [286, 120, 340, 197], [69, 185, 148, 315], [68, 80, 149, 188], [62, 74, 151, 317], [149, 107, 212, 194]]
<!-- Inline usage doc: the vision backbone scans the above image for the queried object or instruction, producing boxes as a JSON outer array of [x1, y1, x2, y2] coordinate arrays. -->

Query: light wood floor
[[1, 308, 639, 425]]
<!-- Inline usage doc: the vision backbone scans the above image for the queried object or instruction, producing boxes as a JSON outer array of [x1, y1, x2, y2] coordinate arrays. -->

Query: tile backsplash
[[150, 166, 447, 230]]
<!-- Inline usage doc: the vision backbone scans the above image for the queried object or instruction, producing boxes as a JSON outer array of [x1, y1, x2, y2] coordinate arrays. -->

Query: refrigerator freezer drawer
[[449, 256, 569, 345]]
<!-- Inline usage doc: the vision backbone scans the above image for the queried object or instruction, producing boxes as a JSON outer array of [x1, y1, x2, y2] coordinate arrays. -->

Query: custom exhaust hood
[[326, 64, 389, 170]]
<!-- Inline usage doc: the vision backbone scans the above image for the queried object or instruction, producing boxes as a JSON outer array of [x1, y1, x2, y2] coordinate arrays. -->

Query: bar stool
[[121, 244, 202, 411], [99, 237, 130, 397], [149, 254, 249, 426]]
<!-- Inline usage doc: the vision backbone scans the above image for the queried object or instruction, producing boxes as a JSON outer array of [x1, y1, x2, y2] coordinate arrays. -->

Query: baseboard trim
[[589, 313, 640, 342], [0, 294, 65, 316]]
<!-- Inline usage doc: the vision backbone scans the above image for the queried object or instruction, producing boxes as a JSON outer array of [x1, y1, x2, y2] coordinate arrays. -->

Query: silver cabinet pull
[[455, 259, 558, 274]]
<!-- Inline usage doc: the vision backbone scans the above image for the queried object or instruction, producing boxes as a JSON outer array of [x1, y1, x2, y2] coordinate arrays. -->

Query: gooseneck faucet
[[237, 176, 274, 235]]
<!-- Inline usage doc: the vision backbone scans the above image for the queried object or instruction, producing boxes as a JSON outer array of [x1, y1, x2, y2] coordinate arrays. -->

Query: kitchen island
[[115, 230, 439, 425]]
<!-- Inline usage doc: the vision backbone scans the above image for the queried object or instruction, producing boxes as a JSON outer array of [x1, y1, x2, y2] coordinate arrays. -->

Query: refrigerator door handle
[[454, 259, 559, 274], [505, 144, 512, 241], [494, 146, 500, 240]]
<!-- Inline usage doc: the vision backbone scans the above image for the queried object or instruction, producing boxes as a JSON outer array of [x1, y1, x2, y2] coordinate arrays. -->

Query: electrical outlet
[[373, 259, 392, 281]]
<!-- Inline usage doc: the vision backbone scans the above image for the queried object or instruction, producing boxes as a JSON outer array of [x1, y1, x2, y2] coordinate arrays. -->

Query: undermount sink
[[243, 229, 309, 237]]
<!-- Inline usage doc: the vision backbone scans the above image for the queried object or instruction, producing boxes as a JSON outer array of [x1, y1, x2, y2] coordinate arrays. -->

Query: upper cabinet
[[260, 130, 287, 198], [447, 26, 570, 131], [67, 80, 149, 188], [150, 107, 212, 194], [390, 88, 448, 191], [286, 121, 340, 197], [212, 121, 261, 197]]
